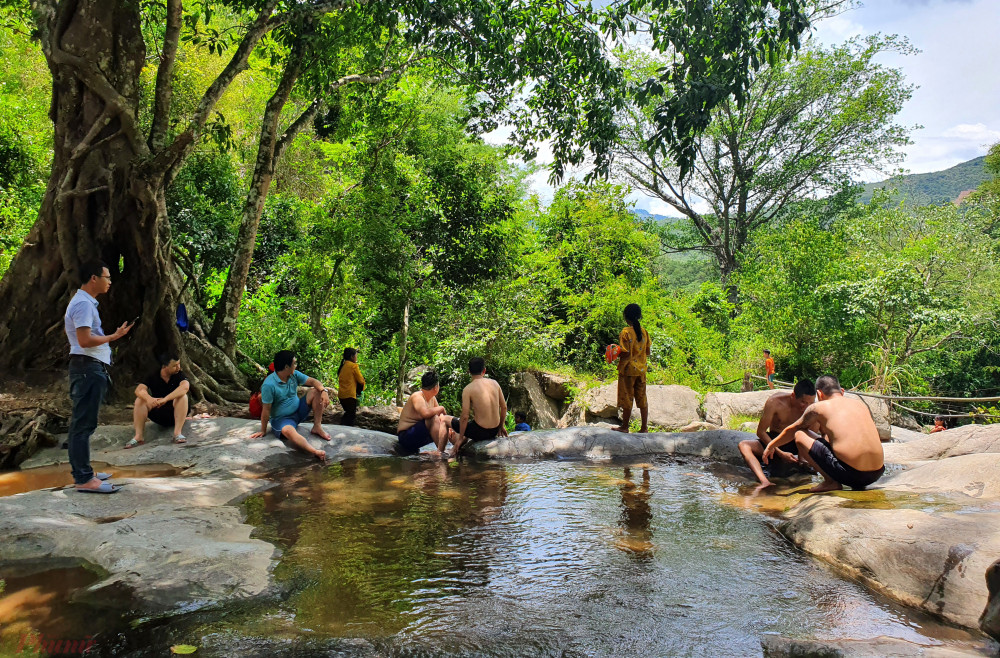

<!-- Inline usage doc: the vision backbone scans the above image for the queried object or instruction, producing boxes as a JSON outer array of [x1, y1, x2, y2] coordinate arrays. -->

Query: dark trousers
[[339, 398, 358, 426], [68, 358, 109, 485]]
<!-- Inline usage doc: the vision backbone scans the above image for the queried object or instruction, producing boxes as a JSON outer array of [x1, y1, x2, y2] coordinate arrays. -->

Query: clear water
[[233, 457, 991, 656], [1, 456, 994, 657]]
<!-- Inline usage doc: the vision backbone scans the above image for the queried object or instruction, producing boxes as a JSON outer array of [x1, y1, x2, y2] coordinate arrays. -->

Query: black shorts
[[808, 439, 884, 490], [758, 429, 798, 456], [147, 402, 175, 427], [450, 417, 501, 442]]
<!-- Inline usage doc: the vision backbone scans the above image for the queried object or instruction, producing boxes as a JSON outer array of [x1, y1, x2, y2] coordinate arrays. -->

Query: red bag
[[249, 391, 263, 419], [605, 344, 621, 363]]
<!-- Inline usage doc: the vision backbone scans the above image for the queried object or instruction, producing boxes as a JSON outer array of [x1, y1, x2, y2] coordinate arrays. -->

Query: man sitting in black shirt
[[126, 352, 190, 448]]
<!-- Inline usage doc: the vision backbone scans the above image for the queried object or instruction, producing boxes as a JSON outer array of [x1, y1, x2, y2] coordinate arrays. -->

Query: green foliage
[[0, 18, 50, 276]]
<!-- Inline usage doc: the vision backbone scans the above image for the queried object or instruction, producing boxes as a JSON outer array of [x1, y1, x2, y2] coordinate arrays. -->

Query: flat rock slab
[[884, 424, 1000, 466], [761, 634, 988, 657], [0, 477, 276, 613], [20, 417, 400, 477], [891, 425, 928, 443], [470, 427, 749, 464]]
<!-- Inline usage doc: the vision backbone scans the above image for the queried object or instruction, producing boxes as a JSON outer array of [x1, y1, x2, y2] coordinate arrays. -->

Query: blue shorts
[[272, 395, 311, 440], [397, 421, 432, 453], [766, 373, 775, 383]]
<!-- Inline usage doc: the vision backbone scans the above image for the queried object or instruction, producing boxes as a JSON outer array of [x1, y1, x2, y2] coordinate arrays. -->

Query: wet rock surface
[[777, 423, 1000, 635], [760, 634, 986, 657], [0, 477, 277, 613], [469, 426, 747, 463], [21, 417, 400, 477]]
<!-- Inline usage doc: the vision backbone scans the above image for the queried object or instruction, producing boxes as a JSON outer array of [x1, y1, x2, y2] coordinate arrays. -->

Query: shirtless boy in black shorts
[[449, 357, 508, 458], [738, 379, 815, 488]]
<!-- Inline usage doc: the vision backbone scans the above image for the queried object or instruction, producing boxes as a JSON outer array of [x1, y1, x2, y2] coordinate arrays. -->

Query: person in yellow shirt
[[613, 303, 651, 434], [337, 347, 366, 426]]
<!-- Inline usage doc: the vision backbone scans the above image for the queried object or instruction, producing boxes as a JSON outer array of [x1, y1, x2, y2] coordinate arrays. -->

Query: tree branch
[[149, 0, 182, 152]]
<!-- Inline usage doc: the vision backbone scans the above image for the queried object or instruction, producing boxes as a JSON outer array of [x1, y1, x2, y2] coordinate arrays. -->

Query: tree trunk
[[209, 56, 303, 358], [720, 254, 739, 307], [395, 292, 411, 407], [0, 0, 245, 402]]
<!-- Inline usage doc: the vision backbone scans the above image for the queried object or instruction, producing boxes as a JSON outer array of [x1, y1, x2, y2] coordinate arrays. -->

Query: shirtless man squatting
[[764, 374, 885, 493], [738, 379, 815, 489]]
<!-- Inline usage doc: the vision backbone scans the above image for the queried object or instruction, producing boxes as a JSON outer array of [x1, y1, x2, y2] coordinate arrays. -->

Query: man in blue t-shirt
[[250, 350, 333, 461]]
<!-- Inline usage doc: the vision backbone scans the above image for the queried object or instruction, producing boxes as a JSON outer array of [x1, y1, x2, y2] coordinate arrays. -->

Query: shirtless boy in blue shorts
[[396, 371, 455, 458]]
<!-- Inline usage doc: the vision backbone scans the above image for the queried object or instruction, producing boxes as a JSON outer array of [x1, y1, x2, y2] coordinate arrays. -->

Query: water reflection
[[256, 458, 507, 636], [616, 466, 654, 558]]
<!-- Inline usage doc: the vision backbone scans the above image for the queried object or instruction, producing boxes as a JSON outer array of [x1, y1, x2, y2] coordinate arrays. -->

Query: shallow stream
[[1, 456, 996, 656]]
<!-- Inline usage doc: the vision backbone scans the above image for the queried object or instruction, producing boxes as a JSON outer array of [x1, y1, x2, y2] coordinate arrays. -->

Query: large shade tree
[[0, 0, 810, 401], [615, 30, 912, 292]]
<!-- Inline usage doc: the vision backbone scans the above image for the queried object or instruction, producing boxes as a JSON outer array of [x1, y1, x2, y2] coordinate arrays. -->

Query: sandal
[[172, 434, 187, 444], [124, 438, 144, 449]]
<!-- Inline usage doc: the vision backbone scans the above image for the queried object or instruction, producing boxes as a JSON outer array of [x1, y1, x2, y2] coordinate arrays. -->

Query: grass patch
[[725, 413, 759, 431]]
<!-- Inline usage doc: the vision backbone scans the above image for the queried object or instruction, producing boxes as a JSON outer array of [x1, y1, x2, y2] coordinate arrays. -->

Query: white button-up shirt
[[64, 289, 112, 365]]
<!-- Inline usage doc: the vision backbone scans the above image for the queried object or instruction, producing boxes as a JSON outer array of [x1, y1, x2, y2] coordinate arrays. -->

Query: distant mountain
[[859, 156, 989, 206], [632, 207, 684, 223]]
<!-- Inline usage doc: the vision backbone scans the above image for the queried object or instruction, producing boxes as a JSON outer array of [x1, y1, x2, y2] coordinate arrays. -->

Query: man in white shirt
[[64, 260, 133, 493]]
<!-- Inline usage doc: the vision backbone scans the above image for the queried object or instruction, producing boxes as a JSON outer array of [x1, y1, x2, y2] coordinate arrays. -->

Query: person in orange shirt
[[613, 304, 651, 434], [764, 349, 775, 390], [337, 347, 365, 426]]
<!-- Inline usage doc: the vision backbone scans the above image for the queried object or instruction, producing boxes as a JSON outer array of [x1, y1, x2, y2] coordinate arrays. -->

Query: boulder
[[581, 384, 622, 418], [882, 452, 1000, 499], [981, 559, 1000, 641], [890, 425, 926, 443], [845, 392, 891, 442], [738, 421, 758, 433], [537, 372, 572, 401], [356, 405, 401, 434], [507, 373, 561, 429], [883, 424, 1000, 466], [401, 366, 431, 396], [645, 385, 701, 430], [703, 389, 782, 426], [575, 383, 700, 431], [780, 495, 1000, 631], [891, 411, 922, 431]]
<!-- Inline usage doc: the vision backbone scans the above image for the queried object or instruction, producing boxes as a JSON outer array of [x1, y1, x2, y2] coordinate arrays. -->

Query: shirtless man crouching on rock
[[450, 357, 508, 459], [738, 379, 815, 490], [397, 371, 456, 458], [764, 374, 884, 493]]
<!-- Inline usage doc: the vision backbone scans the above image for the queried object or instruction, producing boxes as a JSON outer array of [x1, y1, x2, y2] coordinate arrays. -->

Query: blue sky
[[493, 0, 1000, 214]]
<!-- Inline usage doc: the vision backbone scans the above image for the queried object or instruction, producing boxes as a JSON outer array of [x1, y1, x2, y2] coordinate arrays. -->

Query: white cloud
[[941, 123, 1000, 143]]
